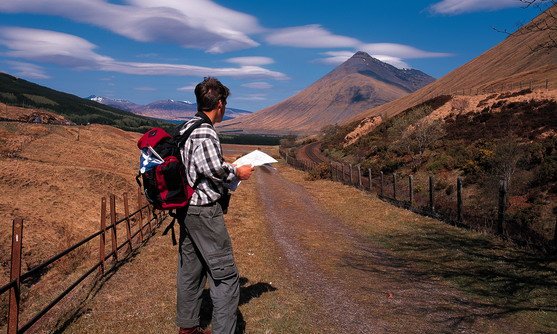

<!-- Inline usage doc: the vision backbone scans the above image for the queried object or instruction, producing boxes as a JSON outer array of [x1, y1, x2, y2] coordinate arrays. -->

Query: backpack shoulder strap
[[174, 117, 209, 148]]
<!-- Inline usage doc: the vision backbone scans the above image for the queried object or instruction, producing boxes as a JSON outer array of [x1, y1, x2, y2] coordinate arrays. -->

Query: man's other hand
[[236, 165, 254, 180]]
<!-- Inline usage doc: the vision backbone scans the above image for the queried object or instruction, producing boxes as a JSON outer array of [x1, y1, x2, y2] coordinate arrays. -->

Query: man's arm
[[193, 138, 252, 184]]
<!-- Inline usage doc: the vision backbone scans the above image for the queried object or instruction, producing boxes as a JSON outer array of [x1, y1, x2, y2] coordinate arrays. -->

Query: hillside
[[0, 122, 141, 278], [0, 72, 168, 132], [344, 6, 557, 144], [218, 51, 434, 134], [320, 88, 557, 247]]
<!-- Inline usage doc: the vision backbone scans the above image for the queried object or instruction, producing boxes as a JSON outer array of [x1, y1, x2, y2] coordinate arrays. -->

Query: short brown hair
[[194, 77, 230, 112]]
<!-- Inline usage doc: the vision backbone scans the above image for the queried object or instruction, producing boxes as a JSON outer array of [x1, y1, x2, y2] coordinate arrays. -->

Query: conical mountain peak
[[218, 51, 434, 134]]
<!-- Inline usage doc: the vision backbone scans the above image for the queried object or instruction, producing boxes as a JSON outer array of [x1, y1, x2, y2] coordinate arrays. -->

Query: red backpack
[[136, 118, 207, 210], [136, 119, 207, 243]]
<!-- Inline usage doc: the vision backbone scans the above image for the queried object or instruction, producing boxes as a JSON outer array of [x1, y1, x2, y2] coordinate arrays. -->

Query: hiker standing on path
[[176, 77, 254, 334]]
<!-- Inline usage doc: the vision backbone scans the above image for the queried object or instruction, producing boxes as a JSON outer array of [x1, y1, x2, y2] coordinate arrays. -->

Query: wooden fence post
[[123, 192, 133, 252], [429, 175, 435, 212], [7, 218, 23, 334], [457, 178, 463, 224], [368, 168, 372, 192], [380, 171, 384, 197], [99, 197, 107, 276], [409, 175, 414, 208], [137, 187, 144, 243], [497, 180, 507, 235], [109, 194, 118, 262], [357, 165, 362, 188], [393, 173, 397, 201], [349, 164, 353, 185]]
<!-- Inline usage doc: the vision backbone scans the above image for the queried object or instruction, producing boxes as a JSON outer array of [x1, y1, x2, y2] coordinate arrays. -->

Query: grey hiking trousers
[[176, 202, 240, 334]]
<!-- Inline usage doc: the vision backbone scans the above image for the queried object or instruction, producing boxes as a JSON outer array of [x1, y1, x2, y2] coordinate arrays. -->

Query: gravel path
[[254, 165, 511, 334]]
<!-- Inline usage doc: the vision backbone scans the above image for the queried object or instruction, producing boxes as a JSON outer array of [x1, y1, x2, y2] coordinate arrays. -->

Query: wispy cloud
[[315, 43, 450, 69], [0, 27, 288, 79], [227, 57, 274, 66], [0, 0, 261, 53], [241, 81, 272, 89], [265, 24, 360, 48], [4, 60, 50, 79], [177, 84, 197, 92], [235, 93, 267, 101], [429, 0, 523, 15], [359, 43, 451, 59]]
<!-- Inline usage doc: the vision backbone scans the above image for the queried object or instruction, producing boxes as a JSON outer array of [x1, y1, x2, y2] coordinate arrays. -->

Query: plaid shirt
[[179, 113, 237, 206]]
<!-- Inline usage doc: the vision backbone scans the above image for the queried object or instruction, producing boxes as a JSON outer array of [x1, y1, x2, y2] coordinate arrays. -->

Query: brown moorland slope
[[344, 6, 557, 144], [0, 105, 141, 288]]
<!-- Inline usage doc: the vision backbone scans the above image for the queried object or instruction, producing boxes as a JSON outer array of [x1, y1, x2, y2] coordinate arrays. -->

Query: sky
[[0, 0, 549, 111]]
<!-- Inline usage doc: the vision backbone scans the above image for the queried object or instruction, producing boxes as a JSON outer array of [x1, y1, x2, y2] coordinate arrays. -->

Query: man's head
[[195, 77, 230, 124]]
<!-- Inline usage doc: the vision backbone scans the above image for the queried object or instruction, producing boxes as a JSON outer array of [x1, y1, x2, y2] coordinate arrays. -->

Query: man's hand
[[236, 165, 254, 180]]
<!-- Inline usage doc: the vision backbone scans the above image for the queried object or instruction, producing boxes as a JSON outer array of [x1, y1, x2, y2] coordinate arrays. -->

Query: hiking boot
[[178, 327, 211, 334]]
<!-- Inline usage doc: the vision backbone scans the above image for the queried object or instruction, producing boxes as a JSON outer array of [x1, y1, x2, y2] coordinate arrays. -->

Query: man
[[176, 77, 253, 334]]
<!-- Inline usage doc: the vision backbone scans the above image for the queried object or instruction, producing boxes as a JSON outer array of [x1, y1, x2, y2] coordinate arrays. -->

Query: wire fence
[[0, 188, 167, 334], [280, 149, 557, 253]]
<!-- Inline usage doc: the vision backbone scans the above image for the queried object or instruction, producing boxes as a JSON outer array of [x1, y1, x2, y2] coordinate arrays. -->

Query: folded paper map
[[229, 150, 278, 191], [232, 149, 278, 167]]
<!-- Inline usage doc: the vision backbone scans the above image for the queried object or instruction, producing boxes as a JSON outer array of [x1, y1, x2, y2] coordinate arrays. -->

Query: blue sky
[[0, 0, 548, 111]]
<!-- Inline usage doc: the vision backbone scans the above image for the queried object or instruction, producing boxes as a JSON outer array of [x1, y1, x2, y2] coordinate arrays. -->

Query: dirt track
[[254, 165, 518, 334]]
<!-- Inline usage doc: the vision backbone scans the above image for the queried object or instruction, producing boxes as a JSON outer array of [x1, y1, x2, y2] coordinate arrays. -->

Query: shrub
[[306, 162, 331, 181]]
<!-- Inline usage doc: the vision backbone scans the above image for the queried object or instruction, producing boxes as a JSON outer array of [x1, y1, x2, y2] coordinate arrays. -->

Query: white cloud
[[177, 84, 197, 92], [429, 0, 523, 14], [235, 93, 267, 101], [265, 24, 361, 48], [241, 81, 272, 89], [0, 0, 261, 53], [4, 60, 49, 79], [372, 55, 410, 69], [314, 51, 354, 65], [359, 43, 451, 59], [227, 57, 274, 66], [0, 27, 288, 79], [315, 44, 448, 69]]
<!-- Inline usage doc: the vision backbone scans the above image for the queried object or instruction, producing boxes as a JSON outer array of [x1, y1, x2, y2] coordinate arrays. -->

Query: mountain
[[217, 51, 435, 134], [0, 72, 168, 132], [88, 96, 251, 122], [343, 6, 557, 144], [85, 95, 140, 112]]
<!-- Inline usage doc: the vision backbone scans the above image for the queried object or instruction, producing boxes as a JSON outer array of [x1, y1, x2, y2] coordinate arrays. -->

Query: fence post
[[109, 194, 118, 262], [137, 187, 144, 243], [457, 177, 463, 225], [146, 203, 153, 235], [380, 171, 384, 197], [99, 197, 107, 276], [393, 173, 397, 201], [497, 180, 507, 235], [409, 175, 414, 208], [349, 164, 353, 185], [123, 192, 133, 252], [7, 218, 23, 334], [429, 175, 435, 212], [357, 165, 362, 188], [368, 168, 373, 192]]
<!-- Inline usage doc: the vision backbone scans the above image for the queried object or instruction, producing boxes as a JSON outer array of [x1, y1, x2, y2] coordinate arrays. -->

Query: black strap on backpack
[[162, 116, 209, 245]]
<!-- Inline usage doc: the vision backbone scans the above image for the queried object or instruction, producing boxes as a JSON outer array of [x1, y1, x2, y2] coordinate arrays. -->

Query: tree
[[499, 1, 557, 51]]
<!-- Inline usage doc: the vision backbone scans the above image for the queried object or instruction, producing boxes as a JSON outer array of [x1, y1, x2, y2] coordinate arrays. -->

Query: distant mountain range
[[86, 95, 251, 122], [218, 51, 435, 134]]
